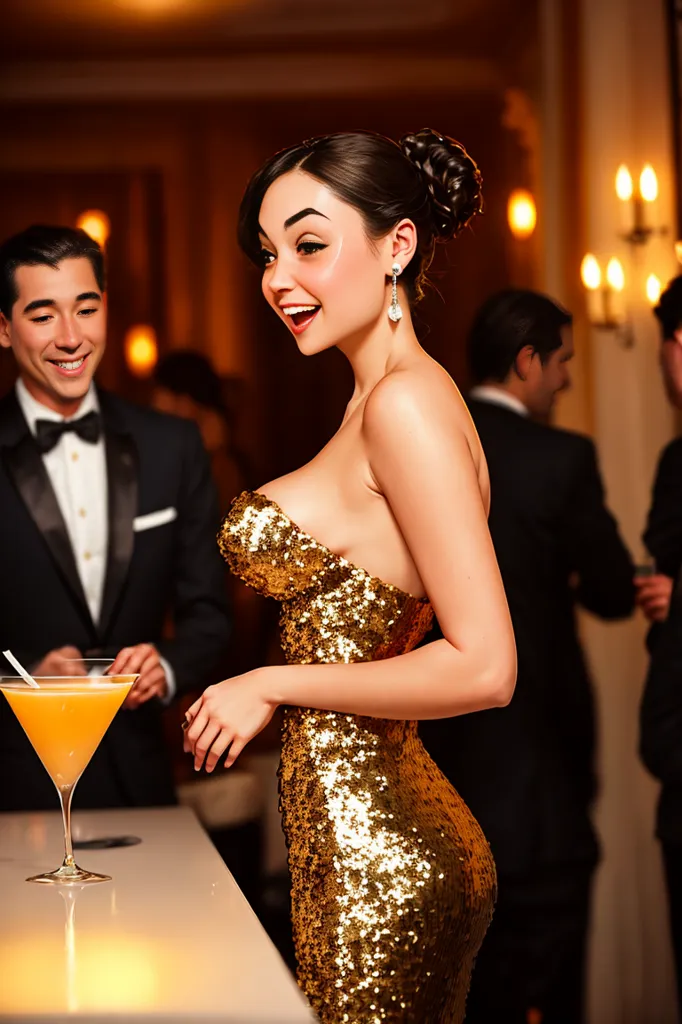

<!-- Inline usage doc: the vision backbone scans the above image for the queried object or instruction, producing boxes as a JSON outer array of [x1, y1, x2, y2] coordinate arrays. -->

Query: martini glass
[[0, 658, 137, 885]]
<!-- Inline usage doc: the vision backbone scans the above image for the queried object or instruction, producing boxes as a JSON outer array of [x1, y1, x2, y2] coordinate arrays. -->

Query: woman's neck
[[339, 303, 421, 406]]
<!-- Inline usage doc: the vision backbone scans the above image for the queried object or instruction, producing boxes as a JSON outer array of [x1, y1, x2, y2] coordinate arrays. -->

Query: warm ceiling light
[[606, 257, 625, 292], [507, 189, 537, 240], [675, 242, 682, 264], [581, 254, 602, 291], [646, 274, 662, 306], [615, 165, 633, 202], [640, 164, 659, 203], [124, 324, 158, 379], [76, 210, 110, 248]]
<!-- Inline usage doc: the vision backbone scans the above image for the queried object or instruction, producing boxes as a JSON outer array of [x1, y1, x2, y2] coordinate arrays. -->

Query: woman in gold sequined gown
[[184, 130, 517, 1023]]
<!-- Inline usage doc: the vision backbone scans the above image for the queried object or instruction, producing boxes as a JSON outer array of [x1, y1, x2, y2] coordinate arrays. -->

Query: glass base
[[27, 864, 111, 885]]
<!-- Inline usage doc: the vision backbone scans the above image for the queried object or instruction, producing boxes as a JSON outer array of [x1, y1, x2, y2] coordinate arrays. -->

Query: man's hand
[[32, 646, 85, 676], [635, 573, 675, 623], [109, 643, 168, 708]]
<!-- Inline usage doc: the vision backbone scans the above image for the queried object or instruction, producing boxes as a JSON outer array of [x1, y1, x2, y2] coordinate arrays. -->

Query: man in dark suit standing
[[641, 575, 682, 1016], [639, 277, 682, 632], [0, 224, 229, 810], [639, 276, 682, 1016], [421, 289, 635, 1023]]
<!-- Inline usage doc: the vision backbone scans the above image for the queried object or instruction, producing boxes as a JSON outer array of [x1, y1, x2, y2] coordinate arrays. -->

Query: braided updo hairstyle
[[238, 128, 483, 304]]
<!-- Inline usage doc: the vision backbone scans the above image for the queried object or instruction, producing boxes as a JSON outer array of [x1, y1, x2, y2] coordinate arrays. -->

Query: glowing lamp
[[615, 165, 633, 202], [124, 325, 158, 379], [507, 190, 537, 240], [76, 210, 110, 248], [646, 274, 662, 306], [580, 254, 602, 291], [606, 257, 625, 292], [640, 164, 659, 204]]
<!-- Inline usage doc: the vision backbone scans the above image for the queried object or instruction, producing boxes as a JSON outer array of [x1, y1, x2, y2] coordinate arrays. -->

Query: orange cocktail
[[0, 662, 136, 885]]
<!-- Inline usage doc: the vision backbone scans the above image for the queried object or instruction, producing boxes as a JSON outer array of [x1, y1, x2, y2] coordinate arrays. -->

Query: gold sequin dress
[[219, 491, 496, 1024]]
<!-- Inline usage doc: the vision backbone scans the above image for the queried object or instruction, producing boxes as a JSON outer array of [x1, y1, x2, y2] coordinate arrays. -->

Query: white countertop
[[0, 806, 315, 1023]]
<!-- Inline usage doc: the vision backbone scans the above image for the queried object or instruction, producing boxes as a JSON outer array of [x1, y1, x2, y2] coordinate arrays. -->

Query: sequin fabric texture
[[219, 491, 497, 1024]]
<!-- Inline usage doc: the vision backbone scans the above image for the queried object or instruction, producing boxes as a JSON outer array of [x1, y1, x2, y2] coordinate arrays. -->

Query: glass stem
[[58, 784, 76, 870]]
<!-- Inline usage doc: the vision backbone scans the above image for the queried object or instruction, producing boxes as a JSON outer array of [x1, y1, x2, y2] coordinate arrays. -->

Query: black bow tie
[[34, 411, 102, 454]]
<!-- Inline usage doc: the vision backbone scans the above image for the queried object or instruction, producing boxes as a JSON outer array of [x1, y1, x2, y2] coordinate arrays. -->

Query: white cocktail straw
[[2, 650, 39, 688]]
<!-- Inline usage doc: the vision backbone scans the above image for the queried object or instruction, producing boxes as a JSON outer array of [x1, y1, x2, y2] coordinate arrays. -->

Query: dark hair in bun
[[400, 129, 483, 242], [238, 128, 483, 304]]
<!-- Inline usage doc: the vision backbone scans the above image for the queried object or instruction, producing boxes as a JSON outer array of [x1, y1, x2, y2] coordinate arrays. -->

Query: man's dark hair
[[654, 276, 682, 339], [0, 224, 106, 319], [467, 288, 573, 384]]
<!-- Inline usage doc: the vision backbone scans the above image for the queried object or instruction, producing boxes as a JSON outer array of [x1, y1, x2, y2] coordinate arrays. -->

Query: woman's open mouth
[[282, 305, 321, 335]]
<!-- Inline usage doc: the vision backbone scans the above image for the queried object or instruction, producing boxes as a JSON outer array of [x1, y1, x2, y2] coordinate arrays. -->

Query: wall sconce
[[581, 253, 633, 347], [615, 164, 662, 245], [124, 324, 158, 378], [507, 189, 537, 240], [76, 210, 110, 249]]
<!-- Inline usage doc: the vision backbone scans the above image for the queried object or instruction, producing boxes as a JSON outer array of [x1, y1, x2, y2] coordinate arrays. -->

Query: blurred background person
[[641, 571, 682, 1018], [0, 224, 230, 811], [151, 350, 253, 513], [640, 276, 682, 635], [421, 289, 635, 1024]]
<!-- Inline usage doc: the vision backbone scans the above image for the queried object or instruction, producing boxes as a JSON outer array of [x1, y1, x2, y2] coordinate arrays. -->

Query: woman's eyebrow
[[284, 208, 330, 230]]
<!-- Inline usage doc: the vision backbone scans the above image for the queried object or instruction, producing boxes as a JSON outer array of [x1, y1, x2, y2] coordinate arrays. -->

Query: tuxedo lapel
[[0, 397, 93, 626], [98, 396, 138, 638]]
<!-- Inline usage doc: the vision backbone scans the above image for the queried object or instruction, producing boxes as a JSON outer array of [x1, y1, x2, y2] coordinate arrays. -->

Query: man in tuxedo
[[639, 276, 682, 633], [0, 224, 230, 810], [421, 289, 635, 1023], [640, 276, 682, 1015], [641, 572, 682, 1015]]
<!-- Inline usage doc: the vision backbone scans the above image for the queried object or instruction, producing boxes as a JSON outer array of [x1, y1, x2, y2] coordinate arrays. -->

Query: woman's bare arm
[[268, 370, 516, 719]]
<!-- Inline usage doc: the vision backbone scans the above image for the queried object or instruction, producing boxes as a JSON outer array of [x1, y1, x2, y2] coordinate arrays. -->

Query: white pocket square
[[133, 507, 177, 532]]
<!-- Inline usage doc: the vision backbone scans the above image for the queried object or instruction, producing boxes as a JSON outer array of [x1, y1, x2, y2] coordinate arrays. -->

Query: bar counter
[[0, 806, 315, 1023]]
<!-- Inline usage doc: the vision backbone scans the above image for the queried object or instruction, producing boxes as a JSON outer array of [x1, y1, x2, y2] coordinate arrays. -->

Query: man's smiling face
[[0, 257, 106, 416]]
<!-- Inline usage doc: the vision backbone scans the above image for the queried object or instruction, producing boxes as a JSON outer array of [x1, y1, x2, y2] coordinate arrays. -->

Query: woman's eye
[[31, 315, 52, 324], [260, 249, 276, 266], [78, 307, 98, 316], [298, 241, 327, 256]]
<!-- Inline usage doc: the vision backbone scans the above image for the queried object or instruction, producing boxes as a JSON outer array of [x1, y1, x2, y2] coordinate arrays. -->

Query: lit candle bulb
[[646, 273, 662, 306], [581, 254, 603, 323], [605, 257, 626, 322], [615, 164, 634, 235], [639, 164, 658, 232]]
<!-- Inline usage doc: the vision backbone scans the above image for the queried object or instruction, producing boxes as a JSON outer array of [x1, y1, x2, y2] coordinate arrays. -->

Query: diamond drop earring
[[388, 262, 403, 323]]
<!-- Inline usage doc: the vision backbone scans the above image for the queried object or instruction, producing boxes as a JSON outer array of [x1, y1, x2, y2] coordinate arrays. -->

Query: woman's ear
[[389, 219, 418, 274]]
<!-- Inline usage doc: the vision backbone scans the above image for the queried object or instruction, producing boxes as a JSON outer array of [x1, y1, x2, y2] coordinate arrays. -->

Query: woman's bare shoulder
[[363, 356, 480, 454]]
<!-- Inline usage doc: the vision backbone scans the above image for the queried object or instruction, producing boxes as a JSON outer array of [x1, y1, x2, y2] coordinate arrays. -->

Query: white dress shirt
[[469, 385, 530, 418], [16, 378, 108, 622], [15, 379, 175, 700]]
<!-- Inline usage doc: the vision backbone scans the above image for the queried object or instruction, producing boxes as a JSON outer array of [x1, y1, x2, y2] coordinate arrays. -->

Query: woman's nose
[[267, 257, 296, 295]]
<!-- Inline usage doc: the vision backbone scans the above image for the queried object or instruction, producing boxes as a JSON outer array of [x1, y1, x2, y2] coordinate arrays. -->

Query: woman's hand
[[182, 669, 278, 772]]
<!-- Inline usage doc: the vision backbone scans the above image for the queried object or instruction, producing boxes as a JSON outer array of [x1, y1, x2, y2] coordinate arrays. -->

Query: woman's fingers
[[185, 705, 210, 750], [203, 729, 233, 774], [225, 737, 247, 769], [193, 721, 223, 772]]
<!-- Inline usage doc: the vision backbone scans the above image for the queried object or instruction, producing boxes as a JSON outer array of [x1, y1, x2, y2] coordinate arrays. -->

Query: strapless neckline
[[246, 489, 429, 605]]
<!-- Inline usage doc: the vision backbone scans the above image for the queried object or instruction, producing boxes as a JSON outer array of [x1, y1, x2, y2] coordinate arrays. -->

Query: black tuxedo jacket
[[640, 572, 682, 846], [0, 388, 230, 810], [644, 435, 682, 579], [420, 398, 635, 876]]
